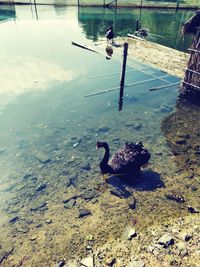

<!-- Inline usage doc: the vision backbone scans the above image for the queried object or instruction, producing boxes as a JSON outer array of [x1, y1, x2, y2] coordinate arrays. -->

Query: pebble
[[30, 236, 37, 241], [109, 187, 124, 198], [17, 225, 30, 234], [30, 201, 48, 212], [64, 199, 76, 209], [97, 127, 110, 133], [80, 256, 94, 267], [123, 226, 137, 240], [181, 232, 192, 242], [45, 219, 52, 224], [105, 257, 116, 266], [9, 216, 19, 224], [56, 259, 66, 267], [33, 151, 50, 163], [82, 190, 97, 201], [79, 209, 92, 218], [158, 233, 174, 248], [82, 163, 91, 171], [127, 259, 145, 267], [188, 206, 199, 213], [36, 183, 47, 192], [127, 196, 136, 209], [63, 193, 81, 204]]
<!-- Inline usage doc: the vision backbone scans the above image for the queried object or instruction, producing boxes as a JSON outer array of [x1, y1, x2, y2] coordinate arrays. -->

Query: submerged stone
[[109, 186, 124, 198], [79, 209, 92, 218], [127, 259, 145, 267], [123, 226, 137, 240], [82, 163, 91, 171], [158, 233, 174, 248], [82, 189, 97, 201], [64, 199, 76, 209], [34, 151, 50, 164], [36, 183, 47, 192], [17, 225, 30, 234], [30, 201, 48, 212], [9, 216, 19, 224], [97, 126, 110, 133], [127, 196, 136, 209], [80, 256, 93, 267], [56, 259, 66, 267]]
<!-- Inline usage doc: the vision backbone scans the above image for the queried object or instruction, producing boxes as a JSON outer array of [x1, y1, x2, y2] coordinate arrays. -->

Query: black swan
[[106, 27, 114, 43], [96, 141, 150, 174]]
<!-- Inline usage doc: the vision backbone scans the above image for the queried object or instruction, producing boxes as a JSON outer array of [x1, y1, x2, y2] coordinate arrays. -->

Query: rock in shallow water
[[82, 189, 97, 201], [80, 256, 94, 267], [79, 209, 92, 218], [158, 233, 174, 248], [127, 196, 136, 209], [33, 151, 50, 164], [123, 226, 137, 240], [127, 259, 145, 267], [64, 199, 76, 209], [9, 216, 19, 224]]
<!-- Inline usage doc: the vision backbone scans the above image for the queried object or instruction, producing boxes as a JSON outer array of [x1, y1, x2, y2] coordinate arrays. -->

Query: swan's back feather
[[109, 142, 150, 173]]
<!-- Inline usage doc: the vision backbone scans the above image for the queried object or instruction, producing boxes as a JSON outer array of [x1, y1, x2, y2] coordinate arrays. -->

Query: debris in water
[[73, 142, 79, 147]]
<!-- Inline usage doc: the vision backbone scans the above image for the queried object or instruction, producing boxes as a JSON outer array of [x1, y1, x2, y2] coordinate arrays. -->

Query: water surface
[[0, 5, 198, 267]]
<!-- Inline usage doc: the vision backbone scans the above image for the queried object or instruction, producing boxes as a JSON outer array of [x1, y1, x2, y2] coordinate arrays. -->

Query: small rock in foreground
[[127, 259, 145, 267], [80, 256, 93, 267], [158, 233, 174, 248], [79, 209, 92, 218]]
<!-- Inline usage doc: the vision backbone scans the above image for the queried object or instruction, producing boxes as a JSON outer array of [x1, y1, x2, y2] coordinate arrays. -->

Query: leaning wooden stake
[[118, 42, 128, 111]]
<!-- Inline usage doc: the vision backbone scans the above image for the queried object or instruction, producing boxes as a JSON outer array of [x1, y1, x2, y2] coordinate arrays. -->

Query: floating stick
[[149, 82, 180, 91]]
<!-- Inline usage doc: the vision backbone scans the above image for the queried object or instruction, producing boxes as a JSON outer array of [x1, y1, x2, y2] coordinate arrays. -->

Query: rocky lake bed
[[0, 21, 200, 267]]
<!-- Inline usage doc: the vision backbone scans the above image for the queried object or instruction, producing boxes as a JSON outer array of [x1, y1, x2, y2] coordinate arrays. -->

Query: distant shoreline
[[0, 1, 199, 10]]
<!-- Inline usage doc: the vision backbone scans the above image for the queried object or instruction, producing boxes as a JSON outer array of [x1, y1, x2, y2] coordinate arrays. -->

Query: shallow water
[[0, 5, 199, 267]]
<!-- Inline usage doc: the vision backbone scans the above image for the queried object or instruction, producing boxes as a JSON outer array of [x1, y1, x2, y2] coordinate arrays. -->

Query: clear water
[[0, 5, 198, 267]]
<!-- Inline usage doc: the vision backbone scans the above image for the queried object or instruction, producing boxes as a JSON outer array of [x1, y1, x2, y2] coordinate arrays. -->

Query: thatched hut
[[181, 10, 200, 102]]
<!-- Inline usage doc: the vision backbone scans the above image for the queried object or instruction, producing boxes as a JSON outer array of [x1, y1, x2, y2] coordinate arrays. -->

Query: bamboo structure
[[181, 11, 200, 102]]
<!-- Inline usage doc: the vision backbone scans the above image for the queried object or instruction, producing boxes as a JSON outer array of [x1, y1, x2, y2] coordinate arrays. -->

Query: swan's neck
[[100, 143, 113, 173]]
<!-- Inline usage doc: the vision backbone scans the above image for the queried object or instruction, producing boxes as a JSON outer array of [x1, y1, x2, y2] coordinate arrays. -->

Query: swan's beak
[[96, 145, 99, 150]]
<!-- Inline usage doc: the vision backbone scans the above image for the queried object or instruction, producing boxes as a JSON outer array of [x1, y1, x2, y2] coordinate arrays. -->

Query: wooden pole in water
[[118, 42, 128, 111], [176, 0, 179, 9]]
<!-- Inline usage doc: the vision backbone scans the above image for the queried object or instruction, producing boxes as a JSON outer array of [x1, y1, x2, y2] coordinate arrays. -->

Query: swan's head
[[96, 141, 108, 150]]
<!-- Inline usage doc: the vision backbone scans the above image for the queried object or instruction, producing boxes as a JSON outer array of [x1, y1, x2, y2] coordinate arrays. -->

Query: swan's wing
[[110, 143, 150, 173]]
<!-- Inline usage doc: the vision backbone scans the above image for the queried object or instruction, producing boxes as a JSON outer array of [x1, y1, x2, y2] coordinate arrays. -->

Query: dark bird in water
[[106, 27, 114, 43], [96, 141, 150, 174]]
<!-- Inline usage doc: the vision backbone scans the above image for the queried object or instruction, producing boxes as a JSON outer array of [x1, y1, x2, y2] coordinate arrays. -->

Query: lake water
[[0, 4, 199, 267]]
